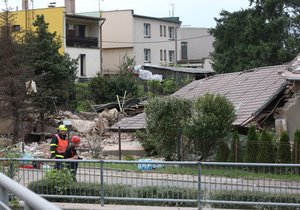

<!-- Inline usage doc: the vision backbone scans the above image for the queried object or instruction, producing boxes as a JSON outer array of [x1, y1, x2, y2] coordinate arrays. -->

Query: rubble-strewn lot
[[0, 109, 145, 160]]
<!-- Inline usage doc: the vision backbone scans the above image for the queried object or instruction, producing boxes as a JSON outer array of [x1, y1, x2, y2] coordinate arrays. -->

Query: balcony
[[66, 36, 98, 48]]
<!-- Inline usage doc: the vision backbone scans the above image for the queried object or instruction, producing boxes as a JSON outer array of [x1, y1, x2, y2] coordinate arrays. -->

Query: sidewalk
[[52, 203, 220, 210]]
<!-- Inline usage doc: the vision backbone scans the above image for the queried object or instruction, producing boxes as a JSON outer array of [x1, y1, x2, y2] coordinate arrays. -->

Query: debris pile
[[0, 108, 144, 160]]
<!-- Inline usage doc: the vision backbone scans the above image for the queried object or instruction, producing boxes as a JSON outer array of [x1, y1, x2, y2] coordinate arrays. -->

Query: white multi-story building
[[178, 27, 214, 71], [101, 10, 181, 75]]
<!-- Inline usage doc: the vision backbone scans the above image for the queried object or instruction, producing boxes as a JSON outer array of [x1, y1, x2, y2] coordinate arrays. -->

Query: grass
[[101, 162, 300, 181]]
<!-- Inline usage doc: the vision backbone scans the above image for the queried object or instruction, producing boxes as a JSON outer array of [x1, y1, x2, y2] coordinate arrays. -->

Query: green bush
[[40, 168, 73, 195], [215, 141, 230, 162], [183, 93, 235, 160], [278, 131, 291, 163], [28, 181, 198, 207], [210, 190, 300, 209], [245, 124, 258, 162], [257, 129, 275, 163], [143, 97, 192, 160], [293, 129, 300, 163], [89, 73, 139, 104], [228, 131, 241, 162]]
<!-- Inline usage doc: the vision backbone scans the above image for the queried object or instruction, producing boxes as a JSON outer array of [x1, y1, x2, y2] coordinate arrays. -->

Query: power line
[[102, 34, 212, 44]]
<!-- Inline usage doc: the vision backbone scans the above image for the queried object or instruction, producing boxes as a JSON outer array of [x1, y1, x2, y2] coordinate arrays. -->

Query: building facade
[[178, 27, 214, 71], [101, 10, 181, 75], [1, 1, 104, 79]]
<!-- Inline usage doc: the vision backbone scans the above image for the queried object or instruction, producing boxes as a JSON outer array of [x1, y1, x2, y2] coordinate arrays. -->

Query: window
[[12, 25, 20, 32], [168, 26, 175, 39], [169, 50, 175, 63], [67, 24, 85, 38], [181, 42, 188, 59], [160, 25, 162, 37], [163, 26, 166, 37], [144, 23, 151, 38], [144, 49, 151, 62], [160, 49, 163, 61], [164, 50, 167, 61], [80, 54, 86, 76]]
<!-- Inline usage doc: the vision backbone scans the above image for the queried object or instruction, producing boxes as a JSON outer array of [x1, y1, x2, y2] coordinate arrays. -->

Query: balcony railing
[[66, 36, 98, 48]]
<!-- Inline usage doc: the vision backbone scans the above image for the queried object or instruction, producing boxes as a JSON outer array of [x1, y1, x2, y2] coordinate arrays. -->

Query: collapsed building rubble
[[0, 108, 145, 160]]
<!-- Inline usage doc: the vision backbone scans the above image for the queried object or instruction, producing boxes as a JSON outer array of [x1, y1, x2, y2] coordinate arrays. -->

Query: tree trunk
[[12, 110, 19, 144], [40, 112, 45, 141]]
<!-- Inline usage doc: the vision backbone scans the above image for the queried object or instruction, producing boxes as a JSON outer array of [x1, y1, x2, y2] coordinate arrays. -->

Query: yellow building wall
[[7, 7, 65, 52]]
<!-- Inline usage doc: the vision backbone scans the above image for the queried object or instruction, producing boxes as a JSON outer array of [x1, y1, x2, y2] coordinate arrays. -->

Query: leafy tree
[[24, 15, 77, 111], [210, 0, 300, 73], [90, 55, 139, 104], [89, 73, 139, 104], [245, 124, 259, 162], [118, 54, 136, 74], [215, 141, 230, 162], [277, 131, 291, 163], [143, 97, 192, 160], [183, 93, 235, 160], [257, 129, 275, 163], [0, 7, 34, 143], [228, 131, 241, 162]]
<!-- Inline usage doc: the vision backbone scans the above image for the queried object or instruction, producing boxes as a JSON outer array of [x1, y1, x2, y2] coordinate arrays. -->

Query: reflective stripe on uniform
[[50, 151, 55, 153], [55, 154, 64, 158], [50, 144, 57, 146]]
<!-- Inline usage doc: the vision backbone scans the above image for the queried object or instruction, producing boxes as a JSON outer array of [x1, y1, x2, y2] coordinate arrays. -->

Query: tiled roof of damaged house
[[110, 113, 146, 131], [173, 65, 288, 126], [109, 64, 289, 131]]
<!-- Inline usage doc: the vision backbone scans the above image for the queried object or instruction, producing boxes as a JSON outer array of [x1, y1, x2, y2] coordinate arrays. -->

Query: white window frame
[[144, 49, 151, 62], [168, 26, 175, 40], [169, 50, 175, 63], [160, 25, 162, 37], [164, 50, 167, 61], [160, 49, 163, 61], [163, 25, 166, 37], [144, 23, 151, 38]]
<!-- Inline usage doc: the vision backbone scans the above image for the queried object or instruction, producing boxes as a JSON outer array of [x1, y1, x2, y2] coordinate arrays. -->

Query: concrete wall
[[3, 7, 65, 53], [285, 82, 300, 140], [102, 10, 181, 74], [66, 47, 101, 78], [133, 16, 180, 66], [102, 10, 134, 49], [102, 48, 134, 75], [179, 27, 214, 59]]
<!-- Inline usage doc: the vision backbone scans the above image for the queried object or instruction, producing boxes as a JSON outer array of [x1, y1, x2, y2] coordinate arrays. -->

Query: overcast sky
[[2, 0, 251, 28]]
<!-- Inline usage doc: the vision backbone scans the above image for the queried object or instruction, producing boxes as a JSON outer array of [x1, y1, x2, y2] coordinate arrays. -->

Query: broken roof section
[[173, 65, 288, 126], [110, 113, 146, 131], [109, 64, 289, 131], [281, 53, 300, 80]]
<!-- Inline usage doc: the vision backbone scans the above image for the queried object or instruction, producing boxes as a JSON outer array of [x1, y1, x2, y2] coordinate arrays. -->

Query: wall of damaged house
[[285, 81, 300, 140], [277, 81, 300, 140]]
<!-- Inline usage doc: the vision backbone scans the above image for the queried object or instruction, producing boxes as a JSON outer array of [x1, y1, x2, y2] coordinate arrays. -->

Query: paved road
[[16, 167, 300, 195]]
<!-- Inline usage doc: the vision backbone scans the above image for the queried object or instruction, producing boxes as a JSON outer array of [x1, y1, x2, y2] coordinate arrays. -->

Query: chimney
[[65, 0, 75, 14], [22, 0, 28, 10]]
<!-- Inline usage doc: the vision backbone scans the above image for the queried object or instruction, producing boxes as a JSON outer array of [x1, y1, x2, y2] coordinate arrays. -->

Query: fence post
[[100, 160, 104, 206], [295, 142, 298, 164], [0, 186, 9, 207], [118, 127, 122, 160], [197, 161, 202, 210], [9, 160, 13, 179]]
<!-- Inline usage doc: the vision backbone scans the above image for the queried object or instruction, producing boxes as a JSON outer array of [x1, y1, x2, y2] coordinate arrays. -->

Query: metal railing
[[0, 172, 61, 210], [1, 158, 300, 210]]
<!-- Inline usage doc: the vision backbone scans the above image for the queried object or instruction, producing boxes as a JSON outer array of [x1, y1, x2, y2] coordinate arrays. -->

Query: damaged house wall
[[278, 81, 300, 140]]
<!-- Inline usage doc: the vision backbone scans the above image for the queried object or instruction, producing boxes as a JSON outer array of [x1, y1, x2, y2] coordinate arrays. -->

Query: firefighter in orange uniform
[[50, 124, 69, 169]]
